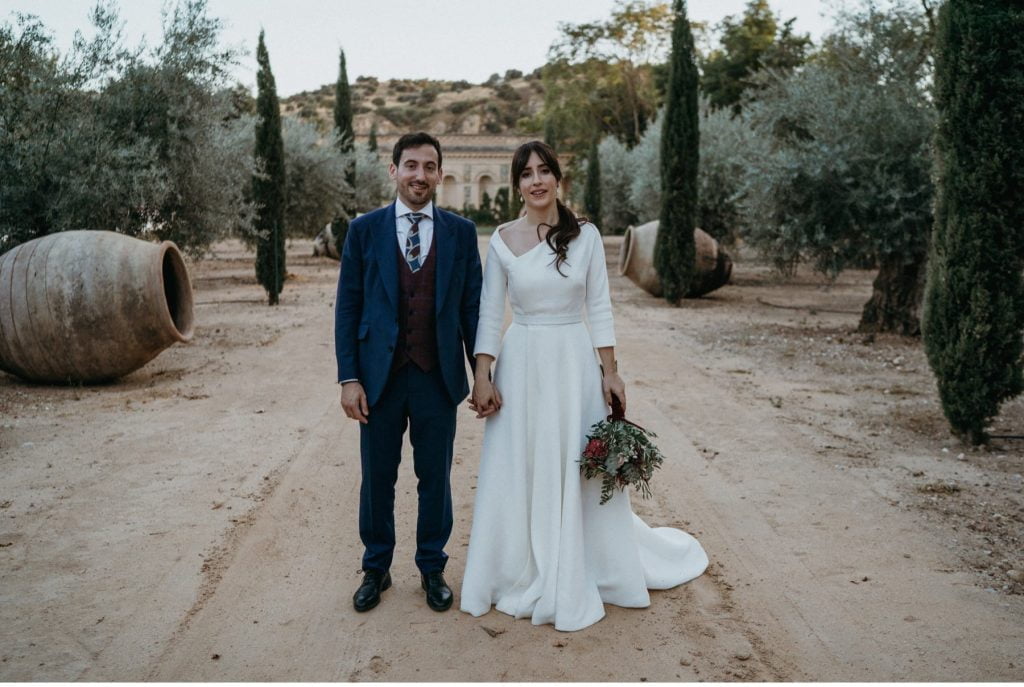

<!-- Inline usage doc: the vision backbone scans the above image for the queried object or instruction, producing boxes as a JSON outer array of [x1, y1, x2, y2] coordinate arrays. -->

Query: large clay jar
[[0, 230, 194, 383], [689, 228, 734, 297], [618, 220, 733, 298], [618, 220, 663, 296], [312, 223, 340, 260]]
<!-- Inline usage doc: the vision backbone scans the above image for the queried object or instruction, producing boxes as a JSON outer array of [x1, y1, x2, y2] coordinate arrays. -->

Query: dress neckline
[[495, 226, 549, 260]]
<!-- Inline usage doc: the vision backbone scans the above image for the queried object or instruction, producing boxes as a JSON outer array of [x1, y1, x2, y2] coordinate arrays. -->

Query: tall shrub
[[331, 48, 355, 246], [596, 136, 636, 233], [627, 110, 663, 220], [654, 0, 700, 303], [253, 30, 286, 305], [923, 0, 1024, 444], [355, 142, 390, 213], [367, 121, 378, 152], [494, 187, 512, 223], [281, 117, 349, 238], [695, 104, 752, 244], [583, 140, 602, 229]]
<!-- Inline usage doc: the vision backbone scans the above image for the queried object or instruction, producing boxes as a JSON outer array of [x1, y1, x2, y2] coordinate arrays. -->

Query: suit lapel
[[372, 202, 399, 310], [433, 209, 455, 313]]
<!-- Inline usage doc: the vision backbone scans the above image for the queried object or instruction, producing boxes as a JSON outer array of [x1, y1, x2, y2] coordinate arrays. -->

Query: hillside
[[280, 70, 545, 138]]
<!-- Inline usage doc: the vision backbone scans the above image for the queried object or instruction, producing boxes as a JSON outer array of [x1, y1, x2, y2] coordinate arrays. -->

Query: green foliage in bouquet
[[580, 416, 665, 505]]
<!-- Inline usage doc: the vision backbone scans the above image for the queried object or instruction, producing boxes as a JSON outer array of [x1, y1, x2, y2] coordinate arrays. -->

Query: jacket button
[[388, 345, 394, 352]]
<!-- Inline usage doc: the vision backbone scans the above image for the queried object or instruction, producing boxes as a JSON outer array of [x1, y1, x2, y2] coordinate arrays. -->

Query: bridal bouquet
[[579, 396, 664, 505]]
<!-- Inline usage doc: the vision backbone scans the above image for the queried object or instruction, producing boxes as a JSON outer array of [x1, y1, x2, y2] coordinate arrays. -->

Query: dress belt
[[512, 312, 583, 326]]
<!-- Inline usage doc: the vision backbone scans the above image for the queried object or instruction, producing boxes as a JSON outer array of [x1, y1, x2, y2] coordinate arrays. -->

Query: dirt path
[[1, 237, 1021, 681]]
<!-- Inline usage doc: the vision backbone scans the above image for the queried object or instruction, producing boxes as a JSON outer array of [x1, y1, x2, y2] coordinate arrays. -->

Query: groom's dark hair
[[392, 132, 443, 168]]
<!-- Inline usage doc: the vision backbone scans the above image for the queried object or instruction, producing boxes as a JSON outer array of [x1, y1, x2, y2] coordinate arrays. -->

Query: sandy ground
[[1, 236, 1022, 681]]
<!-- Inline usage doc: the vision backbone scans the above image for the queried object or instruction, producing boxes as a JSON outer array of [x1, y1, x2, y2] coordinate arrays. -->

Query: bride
[[460, 140, 708, 631]]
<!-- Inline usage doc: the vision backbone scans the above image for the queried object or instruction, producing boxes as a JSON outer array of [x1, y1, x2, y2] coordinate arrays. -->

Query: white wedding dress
[[460, 223, 708, 632]]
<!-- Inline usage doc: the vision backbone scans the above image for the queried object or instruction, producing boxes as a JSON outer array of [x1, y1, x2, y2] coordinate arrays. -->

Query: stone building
[[358, 133, 573, 211]]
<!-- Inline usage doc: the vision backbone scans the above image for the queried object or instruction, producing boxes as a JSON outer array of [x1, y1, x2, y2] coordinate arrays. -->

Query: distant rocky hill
[[280, 70, 545, 138]]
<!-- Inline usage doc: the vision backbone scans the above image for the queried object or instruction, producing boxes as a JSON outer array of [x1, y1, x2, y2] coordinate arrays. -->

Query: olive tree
[[740, 2, 936, 334], [0, 1, 252, 257]]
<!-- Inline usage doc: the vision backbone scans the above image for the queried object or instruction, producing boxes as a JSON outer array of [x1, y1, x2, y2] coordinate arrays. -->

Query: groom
[[335, 132, 482, 613]]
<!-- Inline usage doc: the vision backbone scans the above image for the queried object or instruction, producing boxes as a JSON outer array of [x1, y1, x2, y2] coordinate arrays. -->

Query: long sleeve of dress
[[584, 225, 616, 349], [474, 238, 507, 359]]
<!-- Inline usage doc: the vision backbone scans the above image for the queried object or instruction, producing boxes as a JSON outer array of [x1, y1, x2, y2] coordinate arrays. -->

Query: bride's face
[[518, 151, 558, 211]]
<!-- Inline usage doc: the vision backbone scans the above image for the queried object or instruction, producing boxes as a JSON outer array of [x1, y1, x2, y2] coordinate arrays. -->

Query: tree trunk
[[858, 252, 927, 336]]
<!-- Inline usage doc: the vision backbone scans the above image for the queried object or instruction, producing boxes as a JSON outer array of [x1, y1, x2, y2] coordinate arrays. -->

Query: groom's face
[[390, 144, 441, 211]]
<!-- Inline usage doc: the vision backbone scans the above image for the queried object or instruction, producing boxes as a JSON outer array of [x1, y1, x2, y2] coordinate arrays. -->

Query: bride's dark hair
[[509, 140, 584, 276]]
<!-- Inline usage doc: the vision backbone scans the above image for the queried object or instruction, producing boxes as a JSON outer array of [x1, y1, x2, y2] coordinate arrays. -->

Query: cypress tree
[[583, 139, 602, 227], [543, 117, 557, 148], [511, 183, 524, 218], [367, 120, 378, 152], [494, 187, 510, 222], [654, 0, 699, 304], [331, 47, 355, 246], [253, 30, 286, 306], [923, 0, 1024, 444]]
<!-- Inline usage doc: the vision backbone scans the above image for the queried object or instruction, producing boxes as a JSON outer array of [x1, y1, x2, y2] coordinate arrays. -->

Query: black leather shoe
[[353, 570, 391, 612], [421, 571, 453, 611]]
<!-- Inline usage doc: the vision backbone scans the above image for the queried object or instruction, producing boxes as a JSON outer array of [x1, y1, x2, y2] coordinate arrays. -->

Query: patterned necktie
[[405, 212, 425, 272]]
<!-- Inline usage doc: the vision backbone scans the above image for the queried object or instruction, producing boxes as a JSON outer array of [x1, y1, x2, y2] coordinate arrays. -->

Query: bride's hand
[[470, 379, 503, 419], [602, 371, 626, 414]]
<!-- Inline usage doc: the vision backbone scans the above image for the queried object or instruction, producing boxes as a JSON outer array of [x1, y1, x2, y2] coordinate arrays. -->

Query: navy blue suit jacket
[[334, 202, 483, 407]]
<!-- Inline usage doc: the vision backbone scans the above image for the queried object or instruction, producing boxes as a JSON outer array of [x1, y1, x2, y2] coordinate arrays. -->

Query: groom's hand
[[340, 381, 369, 424], [470, 380, 502, 419]]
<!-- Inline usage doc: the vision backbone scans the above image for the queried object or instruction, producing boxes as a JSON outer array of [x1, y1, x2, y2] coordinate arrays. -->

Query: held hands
[[469, 354, 501, 419], [469, 378, 503, 419], [340, 381, 369, 424]]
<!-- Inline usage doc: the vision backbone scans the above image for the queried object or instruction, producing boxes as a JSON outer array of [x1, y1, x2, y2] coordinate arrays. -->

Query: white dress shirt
[[394, 198, 434, 259]]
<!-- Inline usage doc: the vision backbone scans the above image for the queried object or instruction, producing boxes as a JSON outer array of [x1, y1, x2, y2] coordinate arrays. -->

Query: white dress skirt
[[459, 224, 708, 632]]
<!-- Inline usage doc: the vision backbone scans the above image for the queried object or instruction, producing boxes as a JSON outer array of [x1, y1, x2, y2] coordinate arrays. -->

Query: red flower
[[583, 438, 608, 458]]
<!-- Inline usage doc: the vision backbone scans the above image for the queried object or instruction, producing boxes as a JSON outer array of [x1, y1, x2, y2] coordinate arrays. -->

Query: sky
[[1, 0, 837, 97]]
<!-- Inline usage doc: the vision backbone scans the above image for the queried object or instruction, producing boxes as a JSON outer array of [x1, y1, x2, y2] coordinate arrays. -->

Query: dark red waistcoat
[[392, 238, 438, 372]]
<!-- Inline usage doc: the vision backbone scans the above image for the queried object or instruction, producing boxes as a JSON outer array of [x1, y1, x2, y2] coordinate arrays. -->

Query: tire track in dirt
[[144, 459, 289, 678], [145, 396, 363, 680]]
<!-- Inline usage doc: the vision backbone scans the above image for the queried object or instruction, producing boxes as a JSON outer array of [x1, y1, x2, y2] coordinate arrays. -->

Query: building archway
[[439, 175, 458, 208]]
